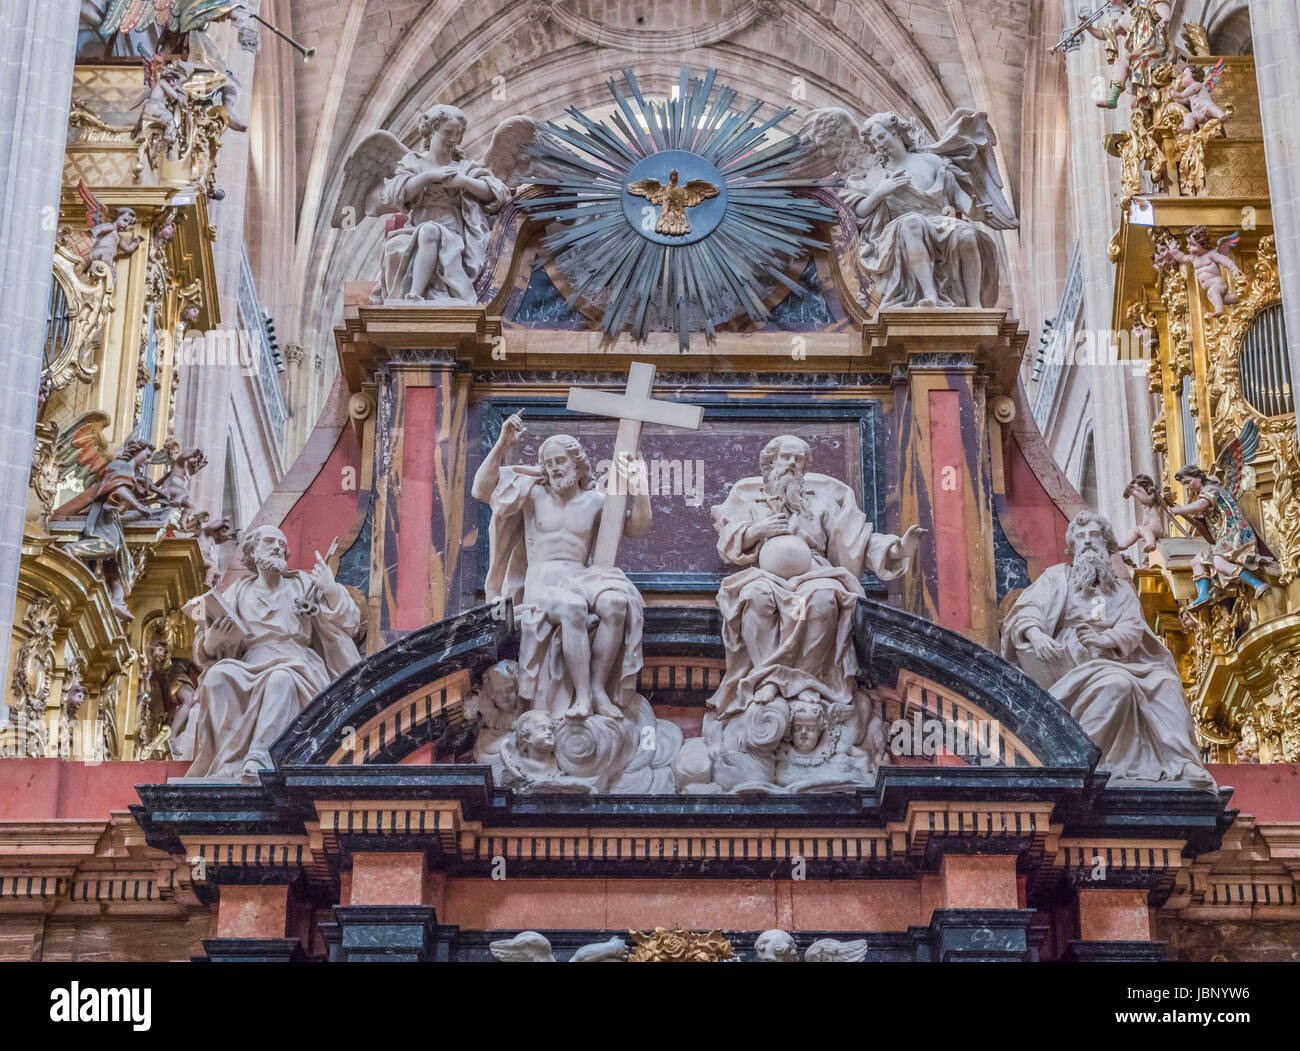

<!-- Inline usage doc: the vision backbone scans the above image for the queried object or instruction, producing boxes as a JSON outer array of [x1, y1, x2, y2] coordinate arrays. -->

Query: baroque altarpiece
[[2, 7, 1300, 964]]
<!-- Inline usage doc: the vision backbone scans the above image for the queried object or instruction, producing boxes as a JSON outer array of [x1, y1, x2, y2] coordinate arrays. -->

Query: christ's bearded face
[[540, 444, 579, 494], [763, 439, 808, 515], [1070, 522, 1116, 595]]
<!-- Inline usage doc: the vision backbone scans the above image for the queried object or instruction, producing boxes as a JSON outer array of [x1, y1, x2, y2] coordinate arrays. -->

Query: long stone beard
[[252, 553, 288, 576], [763, 464, 807, 516], [1070, 545, 1115, 595]]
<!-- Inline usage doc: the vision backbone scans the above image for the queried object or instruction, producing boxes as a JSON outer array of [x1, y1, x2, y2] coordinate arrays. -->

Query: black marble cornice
[[269, 602, 512, 768]]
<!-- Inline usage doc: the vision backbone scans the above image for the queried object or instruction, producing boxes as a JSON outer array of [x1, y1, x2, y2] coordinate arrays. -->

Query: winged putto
[[795, 106, 1018, 310]]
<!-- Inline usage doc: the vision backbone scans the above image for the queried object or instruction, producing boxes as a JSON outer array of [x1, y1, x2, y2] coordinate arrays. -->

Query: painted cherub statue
[[74, 180, 143, 273], [1169, 60, 1230, 133], [151, 440, 208, 526], [1154, 226, 1242, 315], [1116, 474, 1165, 561], [1080, 0, 1173, 109], [1163, 420, 1277, 607]]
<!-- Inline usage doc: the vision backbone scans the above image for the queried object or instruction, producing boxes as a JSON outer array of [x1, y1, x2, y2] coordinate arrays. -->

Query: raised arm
[[472, 412, 525, 501]]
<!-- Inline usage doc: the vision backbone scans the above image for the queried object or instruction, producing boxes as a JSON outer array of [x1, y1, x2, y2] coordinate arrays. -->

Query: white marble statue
[[673, 436, 920, 793], [1000, 511, 1215, 789], [797, 107, 1019, 309], [754, 929, 799, 962], [182, 526, 363, 782], [498, 711, 592, 794], [754, 930, 869, 961], [333, 105, 515, 304], [473, 414, 649, 720], [466, 659, 526, 779]]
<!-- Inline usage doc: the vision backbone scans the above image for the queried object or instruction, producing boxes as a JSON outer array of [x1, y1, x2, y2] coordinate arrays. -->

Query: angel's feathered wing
[[1216, 419, 1259, 499], [1205, 59, 1227, 92], [331, 130, 408, 228], [56, 411, 114, 489], [789, 107, 870, 179], [925, 108, 1019, 230], [1216, 230, 1241, 254], [77, 179, 107, 230], [482, 115, 570, 188]]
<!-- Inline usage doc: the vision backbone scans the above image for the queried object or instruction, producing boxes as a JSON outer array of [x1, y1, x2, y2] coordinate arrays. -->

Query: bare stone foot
[[754, 683, 779, 705], [566, 695, 593, 719], [591, 690, 623, 719]]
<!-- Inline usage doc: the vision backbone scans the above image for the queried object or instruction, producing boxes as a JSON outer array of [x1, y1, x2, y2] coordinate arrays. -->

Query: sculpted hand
[[309, 554, 336, 593], [1027, 628, 1065, 664], [500, 412, 526, 448], [752, 514, 791, 542], [616, 452, 648, 495], [205, 615, 242, 649], [892, 524, 928, 561]]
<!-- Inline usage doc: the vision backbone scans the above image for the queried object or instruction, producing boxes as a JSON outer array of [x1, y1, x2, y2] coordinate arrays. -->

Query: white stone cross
[[566, 361, 703, 567]]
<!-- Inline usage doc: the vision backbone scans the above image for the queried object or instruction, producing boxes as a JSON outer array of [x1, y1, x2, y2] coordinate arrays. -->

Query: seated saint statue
[[1001, 511, 1215, 789], [184, 526, 362, 782], [472, 413, 649, 720], [707, 434, 925, 724]]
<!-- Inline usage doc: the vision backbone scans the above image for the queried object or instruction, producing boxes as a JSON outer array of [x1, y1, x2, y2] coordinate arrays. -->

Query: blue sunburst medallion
[[517, 68, 833, 348]]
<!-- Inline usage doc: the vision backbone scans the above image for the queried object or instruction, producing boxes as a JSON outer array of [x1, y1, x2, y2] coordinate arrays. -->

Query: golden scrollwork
[[7, 598, 61, 757], [1252, 654, 1300, 763], [29, 422, 61, 519], [43, 240, 114, 394], [628, 927, 736, 962], [1153, 233, 1194, 388]]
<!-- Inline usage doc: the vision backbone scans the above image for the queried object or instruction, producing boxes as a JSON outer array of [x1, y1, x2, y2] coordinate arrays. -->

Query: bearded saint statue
[[1000, 511, 1214, 788], [707, 434, 926, 724], [183, 526, 362, 782]]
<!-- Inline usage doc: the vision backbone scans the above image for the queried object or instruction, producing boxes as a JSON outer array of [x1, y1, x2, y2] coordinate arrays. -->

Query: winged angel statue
[[796, 107, 1019, 309], [332, 108, 564, 305]]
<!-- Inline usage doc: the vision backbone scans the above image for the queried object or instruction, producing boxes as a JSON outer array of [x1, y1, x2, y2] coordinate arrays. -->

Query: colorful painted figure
[[1165, 421, 1276, 606]]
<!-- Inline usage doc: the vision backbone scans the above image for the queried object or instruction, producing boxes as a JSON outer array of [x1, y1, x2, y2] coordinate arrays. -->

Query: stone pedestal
[[332, 905, 440, 962]]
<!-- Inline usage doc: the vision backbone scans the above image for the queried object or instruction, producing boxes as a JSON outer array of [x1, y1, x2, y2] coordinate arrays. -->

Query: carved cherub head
[[1123, 473, 1157, 499], [788, 699, 828, 755], [478, 660, 521, 715], [114, 208, 138, 233], [753, 929, 799, 962], [514, 710, 556, 760], [1185, 224, 1212, 253]]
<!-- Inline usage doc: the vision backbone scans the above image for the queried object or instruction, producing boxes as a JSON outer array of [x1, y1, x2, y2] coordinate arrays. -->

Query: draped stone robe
[[1001, 565, 1215, 789], [185, 573, 362, 781], [708, 472, 914, 722]]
